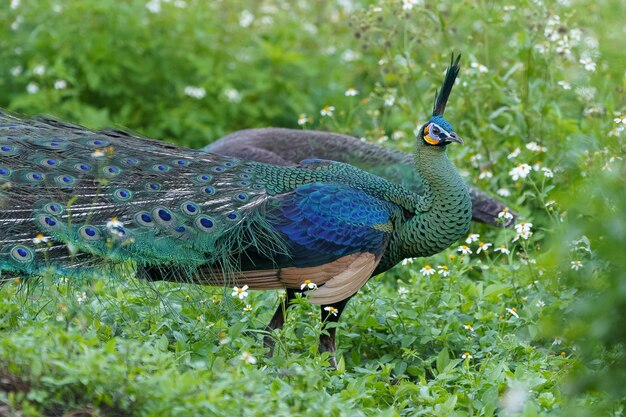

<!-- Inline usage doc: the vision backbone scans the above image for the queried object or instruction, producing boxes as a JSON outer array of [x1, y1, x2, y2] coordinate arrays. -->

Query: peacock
[[205, 130, 515, 228], [0, 55, 471, 366]]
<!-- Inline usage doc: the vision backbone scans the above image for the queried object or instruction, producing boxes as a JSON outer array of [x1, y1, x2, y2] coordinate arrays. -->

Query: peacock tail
[[0, 113, 281, 280]]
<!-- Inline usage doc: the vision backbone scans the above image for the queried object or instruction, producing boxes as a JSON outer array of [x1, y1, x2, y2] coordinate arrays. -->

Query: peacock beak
[[448, 132, 463, 145]]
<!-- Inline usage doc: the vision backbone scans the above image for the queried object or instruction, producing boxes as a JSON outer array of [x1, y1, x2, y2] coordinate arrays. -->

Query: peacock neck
[[385, 142, 472, 268]]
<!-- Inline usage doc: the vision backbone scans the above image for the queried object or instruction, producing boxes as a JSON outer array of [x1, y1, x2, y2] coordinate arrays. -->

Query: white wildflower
[[26, 82, 39, 94], [469, 153, 482, 167], [106, 217, 125, 237], [464, 233, 482, 246], [402, 0, 423, 10], [570, 260, 583, 271], [463, 323, 475, 332], [476, 242, 492, 254], [76, 292, 88, 304], [239, 10, 254, 27], [146, 0, 161, 13], [401, 258, 414, 266], [506, 307, 519, 318], [391, 131, 406, 140], [11, 16, 23, 31], [478, 169, 493, 180], [106, 218, 123, 230], [569, 28, 582, 42], [465, 233, 480, 244], [224, 88, 241, 103], [497, 188, 511, 197], [344, 87, 359, 96], [54, 80, 67, 90], [498, 208, 514, 221], [33, 65, 46, 76], [300, 279, 318, 290], [575, 87, 596, 101], [419, 265, 435, 276], [320, 105, 335, 117], [515, 222, 533, 234], [324, 306, 339, 317], [10, 0, 20, 9], [470, 62, 488, 74], [513, 230, 532, 242], [579, 56, 596, 72], [534, 43, 547, 54], [240, 351, 257, 364], [32, 234, 50, 244], [398, 286, 409, 296], [457, 245, 472, 255], [340, 49, 359, 62], [556, 36, 572, 56], [544, 15, 561, 41], [536, 300, 545, 308], [232, 285, 249, 299], [91, 149, 104, 158], [383, 94, 395, 107], [10, 66, 22, 77], [437, 265, 450, 277], [297, 113, 308, 126], [494, 244, 511, 255], [541, 167, 554, 178], [526, 142, 546, 152], [243, 304, 252, 312], [609, 126, 624, 137], [462, 352, 473, 359], [184, 86, 206, 99], [553, 337, 562, 346], [509, 163, 532, 181], [558, 80, 572, 90], [507, 147, 521, 159], [259, 15, 273, 25]]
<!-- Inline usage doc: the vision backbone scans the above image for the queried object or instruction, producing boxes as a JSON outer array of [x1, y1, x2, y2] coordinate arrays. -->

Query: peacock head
[[419, 54, 463, 147]]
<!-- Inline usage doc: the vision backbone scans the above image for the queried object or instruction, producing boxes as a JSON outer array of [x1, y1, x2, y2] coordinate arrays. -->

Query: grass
[[0, 0, 625, 415]]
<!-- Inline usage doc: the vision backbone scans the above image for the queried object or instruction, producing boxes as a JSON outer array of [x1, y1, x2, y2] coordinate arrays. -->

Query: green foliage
[[0, 0, 624, 416]]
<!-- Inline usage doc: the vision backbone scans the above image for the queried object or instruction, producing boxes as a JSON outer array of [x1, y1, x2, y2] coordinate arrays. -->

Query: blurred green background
[[1, 0, 624, 415]]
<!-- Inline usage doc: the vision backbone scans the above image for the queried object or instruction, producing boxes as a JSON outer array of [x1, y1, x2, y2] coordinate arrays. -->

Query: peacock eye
[[432, 125, 441, 135]]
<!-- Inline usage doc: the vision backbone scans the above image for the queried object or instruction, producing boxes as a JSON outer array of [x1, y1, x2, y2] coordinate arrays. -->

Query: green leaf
[[436, 348, 450, 374]]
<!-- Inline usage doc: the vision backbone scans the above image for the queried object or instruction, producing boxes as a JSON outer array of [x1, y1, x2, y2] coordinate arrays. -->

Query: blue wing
[[269, 182, 395, 268]]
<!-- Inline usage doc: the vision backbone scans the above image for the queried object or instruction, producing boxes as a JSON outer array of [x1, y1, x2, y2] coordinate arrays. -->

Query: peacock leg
[[319, 296, 352, 368], [264, 288, 299, 355]]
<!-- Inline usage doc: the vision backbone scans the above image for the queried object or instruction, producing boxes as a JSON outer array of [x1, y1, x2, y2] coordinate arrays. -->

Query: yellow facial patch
[[423, 124, 439, 145]]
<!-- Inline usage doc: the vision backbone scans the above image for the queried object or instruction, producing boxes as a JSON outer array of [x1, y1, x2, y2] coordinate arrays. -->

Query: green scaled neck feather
[[380, 139, 471, 272]]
